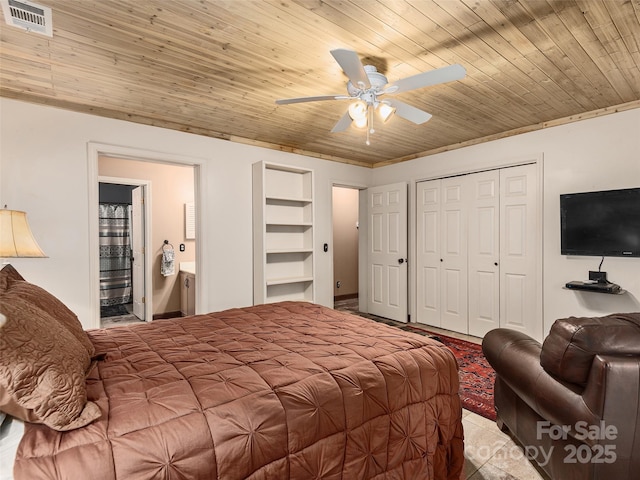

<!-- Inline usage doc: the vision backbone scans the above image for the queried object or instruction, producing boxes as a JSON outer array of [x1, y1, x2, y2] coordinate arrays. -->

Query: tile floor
[[100, 302, 146, 328], [463, 409, 546, 479]]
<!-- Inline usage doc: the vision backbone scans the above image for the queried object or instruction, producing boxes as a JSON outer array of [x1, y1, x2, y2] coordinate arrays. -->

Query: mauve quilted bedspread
[[14, 302, 464, 479]]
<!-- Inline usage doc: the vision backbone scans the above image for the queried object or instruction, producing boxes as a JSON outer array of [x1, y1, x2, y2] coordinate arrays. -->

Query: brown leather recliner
[[482, 313, 640, 480]]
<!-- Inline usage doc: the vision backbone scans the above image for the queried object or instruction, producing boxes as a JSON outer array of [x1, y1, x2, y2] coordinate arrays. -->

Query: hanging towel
[[161, 247, 175, 277]]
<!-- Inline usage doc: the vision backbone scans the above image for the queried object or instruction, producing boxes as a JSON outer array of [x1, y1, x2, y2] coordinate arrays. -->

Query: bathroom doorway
[[96, 155, 197, 328], [88, 142, 207, 330]]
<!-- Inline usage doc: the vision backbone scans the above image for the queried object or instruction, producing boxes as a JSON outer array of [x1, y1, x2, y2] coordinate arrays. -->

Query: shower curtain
[[99, 203, 132, 307]]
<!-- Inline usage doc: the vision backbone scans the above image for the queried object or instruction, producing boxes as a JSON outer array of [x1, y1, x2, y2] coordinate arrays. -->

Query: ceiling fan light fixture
[[352, 116, 368, 129], [377, 102, 395, 122], [275, 49, 465, 141], [348, 100, 367, 121]]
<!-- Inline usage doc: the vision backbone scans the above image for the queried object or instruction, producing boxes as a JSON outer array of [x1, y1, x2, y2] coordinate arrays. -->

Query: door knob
[[398, 258, 407, 264]]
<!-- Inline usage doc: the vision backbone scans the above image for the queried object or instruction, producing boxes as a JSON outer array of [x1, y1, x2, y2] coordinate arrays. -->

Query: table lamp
[[0, 207, 47, 262]]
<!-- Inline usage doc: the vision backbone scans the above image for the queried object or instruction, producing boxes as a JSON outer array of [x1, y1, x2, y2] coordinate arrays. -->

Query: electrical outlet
[[336, 281, 341, 289]]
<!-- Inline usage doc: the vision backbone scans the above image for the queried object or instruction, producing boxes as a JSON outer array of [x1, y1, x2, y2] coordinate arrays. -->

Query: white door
[[468, 171, 500, 337], [367, 182, 408, 322], [415, 165, 539, 339], [500, 164, 540, 340], [416, 180, 441, 326], [440, 177, 468, 333], [131, 186, 145, 320]]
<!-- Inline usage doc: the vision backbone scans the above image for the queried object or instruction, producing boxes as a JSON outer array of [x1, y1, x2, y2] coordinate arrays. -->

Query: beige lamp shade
[[0, 209, 47, 258]]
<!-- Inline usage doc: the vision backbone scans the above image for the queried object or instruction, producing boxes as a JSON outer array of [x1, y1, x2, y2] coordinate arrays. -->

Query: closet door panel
[[421, 266, 439, 319], [500, 164, 540, 340], [440, 177, 468, 334], [503, 273, 526, 328], [444, 269, 463, 314], [468, 170, 500, 338], [416, 180, 441, 326]]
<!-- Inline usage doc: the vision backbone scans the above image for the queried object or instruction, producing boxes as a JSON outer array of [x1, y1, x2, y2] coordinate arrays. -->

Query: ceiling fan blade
[[330, 49, 371, 89], [331, 111, 353, 133], [386, 99, 432, 124], [386, 64, 466, 94], [276, 95, 349, 105]]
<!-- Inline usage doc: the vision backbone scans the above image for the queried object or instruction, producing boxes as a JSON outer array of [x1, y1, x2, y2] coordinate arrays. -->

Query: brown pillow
[[4, 279, 96, 357], [0, 264, 24, 292], [0, 298, 101, 431]]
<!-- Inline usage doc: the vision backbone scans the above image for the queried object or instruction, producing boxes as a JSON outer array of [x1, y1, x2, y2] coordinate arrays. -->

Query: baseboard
[[334, 293, 358, 301], [153, 311, 182, 320]]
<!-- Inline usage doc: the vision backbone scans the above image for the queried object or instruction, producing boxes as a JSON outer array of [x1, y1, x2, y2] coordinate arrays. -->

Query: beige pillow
[[0, 297, 101, 431]]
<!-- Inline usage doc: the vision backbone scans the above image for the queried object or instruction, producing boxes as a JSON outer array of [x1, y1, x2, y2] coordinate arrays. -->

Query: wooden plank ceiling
[[1, 0, 639, 167]]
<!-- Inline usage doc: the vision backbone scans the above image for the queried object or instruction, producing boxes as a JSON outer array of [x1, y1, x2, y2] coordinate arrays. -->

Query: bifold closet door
[[467, 171, 500, 337], [439, 177, 468, 333], [416, 177, 468, 333], [499, 165, 539, 340], [416, 180, 441, 326], [416, 164, 539, 339]]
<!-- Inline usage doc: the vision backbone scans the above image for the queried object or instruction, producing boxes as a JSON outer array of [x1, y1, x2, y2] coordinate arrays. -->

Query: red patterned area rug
[[401, 326, 497, 421]]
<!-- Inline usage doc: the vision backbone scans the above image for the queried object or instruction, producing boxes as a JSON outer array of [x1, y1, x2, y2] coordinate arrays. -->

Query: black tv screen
[[560, 187, 640, 257]]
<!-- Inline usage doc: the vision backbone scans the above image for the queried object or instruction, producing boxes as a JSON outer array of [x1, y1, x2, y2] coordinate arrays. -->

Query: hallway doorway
[[332, 186, 360, 308]]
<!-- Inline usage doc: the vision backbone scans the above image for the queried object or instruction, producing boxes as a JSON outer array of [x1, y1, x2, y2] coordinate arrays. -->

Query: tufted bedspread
[[14, 301, 464, 479]]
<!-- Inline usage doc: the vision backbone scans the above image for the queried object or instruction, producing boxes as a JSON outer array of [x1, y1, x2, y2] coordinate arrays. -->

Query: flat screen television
[[560, 187, 640, 257]]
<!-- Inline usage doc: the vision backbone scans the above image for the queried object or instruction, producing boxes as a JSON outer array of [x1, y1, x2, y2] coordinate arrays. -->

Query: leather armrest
[[583, 355, 640, 459], [483, 329, 599, 433], [583, 355, 640, 415]]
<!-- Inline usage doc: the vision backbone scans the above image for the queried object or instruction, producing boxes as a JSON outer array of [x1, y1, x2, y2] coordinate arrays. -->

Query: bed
[[0, 265, 464, 479]]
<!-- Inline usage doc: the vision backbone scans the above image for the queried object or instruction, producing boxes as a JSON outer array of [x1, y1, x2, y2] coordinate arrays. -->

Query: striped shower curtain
[[99, 203, 132, 307]]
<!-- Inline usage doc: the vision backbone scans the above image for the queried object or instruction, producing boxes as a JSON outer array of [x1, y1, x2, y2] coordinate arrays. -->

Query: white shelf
[[266, 276, 314, 286], [266, 282, 314, 303], [266, 222, 313, 227], [253, 161, 315, 304], [266, 248, 313, 254], [266, 195, 312, 204]]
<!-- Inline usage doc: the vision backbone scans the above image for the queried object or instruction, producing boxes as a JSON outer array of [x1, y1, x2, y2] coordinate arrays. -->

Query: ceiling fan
[[276, 49, 466, 144]]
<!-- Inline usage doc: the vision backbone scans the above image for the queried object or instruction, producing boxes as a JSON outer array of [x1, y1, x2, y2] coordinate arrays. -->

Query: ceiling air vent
[[1, 0, 52, 37]]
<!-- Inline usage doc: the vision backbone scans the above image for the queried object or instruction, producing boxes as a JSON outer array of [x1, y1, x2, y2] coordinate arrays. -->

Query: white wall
[[3, 98, 638, 337], [373, 108, 640, 337], [0, 98, 372, 328]]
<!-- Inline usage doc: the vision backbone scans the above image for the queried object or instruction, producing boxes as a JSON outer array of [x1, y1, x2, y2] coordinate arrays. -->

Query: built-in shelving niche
[[253, 161, 314, 304]]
